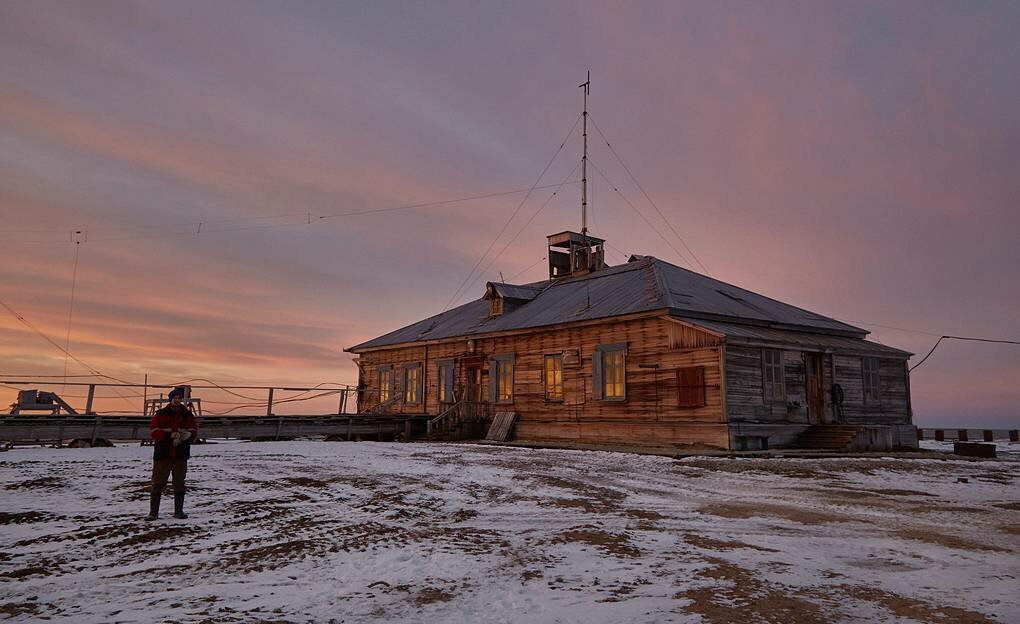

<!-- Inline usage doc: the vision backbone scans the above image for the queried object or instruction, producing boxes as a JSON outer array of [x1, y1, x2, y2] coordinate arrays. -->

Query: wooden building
[[345, 232, 916, 453]]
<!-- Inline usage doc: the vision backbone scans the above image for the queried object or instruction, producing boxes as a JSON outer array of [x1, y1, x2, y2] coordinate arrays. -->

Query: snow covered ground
[[2, 441, 1018, 624]]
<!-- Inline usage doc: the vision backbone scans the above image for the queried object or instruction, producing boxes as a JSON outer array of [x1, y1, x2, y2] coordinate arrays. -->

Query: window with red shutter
[[678, 366, 706, 408]]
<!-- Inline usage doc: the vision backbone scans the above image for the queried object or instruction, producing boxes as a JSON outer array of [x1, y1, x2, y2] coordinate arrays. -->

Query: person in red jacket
[[146, 386, 198, 520]]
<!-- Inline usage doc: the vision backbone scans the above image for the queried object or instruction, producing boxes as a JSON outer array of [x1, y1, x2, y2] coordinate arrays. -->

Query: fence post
[[84, 384, 96, 415], [266, 388, 274, 417]]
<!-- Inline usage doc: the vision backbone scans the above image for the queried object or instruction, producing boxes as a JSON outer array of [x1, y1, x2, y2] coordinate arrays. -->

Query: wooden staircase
[[426, 401, 490, 441], [792, 424, 863, 450]]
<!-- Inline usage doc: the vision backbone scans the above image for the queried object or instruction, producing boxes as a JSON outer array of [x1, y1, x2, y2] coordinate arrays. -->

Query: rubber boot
[[173, 491, 188, 519], [146, 492, 161, 521]]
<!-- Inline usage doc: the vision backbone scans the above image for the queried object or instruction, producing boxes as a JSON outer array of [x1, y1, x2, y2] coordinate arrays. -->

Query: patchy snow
[[1, 441, 1018, 623]]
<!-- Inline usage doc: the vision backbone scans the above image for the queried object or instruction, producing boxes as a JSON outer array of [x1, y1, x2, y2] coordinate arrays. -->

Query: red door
[[805, 354, 825, 423]]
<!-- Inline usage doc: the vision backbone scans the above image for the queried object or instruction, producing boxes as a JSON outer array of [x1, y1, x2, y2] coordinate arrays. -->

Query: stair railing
[[428, 400, 464, 436], [365, 395, 399, 414]]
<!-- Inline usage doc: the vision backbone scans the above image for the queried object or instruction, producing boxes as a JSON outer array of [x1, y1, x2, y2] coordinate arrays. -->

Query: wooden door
[[465, 366, 482, 403], [804, 353, 825, 423]]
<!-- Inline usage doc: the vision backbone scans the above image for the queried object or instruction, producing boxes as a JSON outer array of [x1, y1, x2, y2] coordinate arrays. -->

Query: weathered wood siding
[[724, 345, 816, 423], [726, 346, 910, 425], [833, 355, 911, 425], [355, 316, 730, 450]]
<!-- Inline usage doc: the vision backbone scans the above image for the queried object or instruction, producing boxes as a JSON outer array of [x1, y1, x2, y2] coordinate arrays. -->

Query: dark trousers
[[152, 458, 188, 494]]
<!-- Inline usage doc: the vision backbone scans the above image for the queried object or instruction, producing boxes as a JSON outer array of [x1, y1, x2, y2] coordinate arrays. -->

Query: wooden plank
[[486, 411, 517, 441]]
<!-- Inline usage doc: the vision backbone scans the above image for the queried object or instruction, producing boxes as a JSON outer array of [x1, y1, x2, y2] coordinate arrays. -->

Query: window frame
[[862, 357, 880, 404], [593, 343, 627, 402], [489, 354, 515, 404], [678, 366, 707, 408], [544, 353, 564, 402], [402, 363, 422, 405], [377, 365, 394, 404], [437, 359, 455, 404], [761, 348, 785, 403]]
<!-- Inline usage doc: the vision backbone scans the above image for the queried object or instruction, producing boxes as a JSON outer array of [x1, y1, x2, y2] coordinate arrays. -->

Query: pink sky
[[1, 2, 1017, 425]]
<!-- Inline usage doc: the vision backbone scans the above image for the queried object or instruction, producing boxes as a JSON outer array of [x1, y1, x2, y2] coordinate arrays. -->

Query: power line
[[442, 114, 582, 311], [588, 114, 710, 275], [0, 299, 138, 407], [506, 256, 547, 283], [317, 183, 577, 220], [457, 160, 580, 301], [588, 158, 693, 268], [910, 335, 1020, 372], [0, 182, 582, 245], [836, 318, 943, 337]]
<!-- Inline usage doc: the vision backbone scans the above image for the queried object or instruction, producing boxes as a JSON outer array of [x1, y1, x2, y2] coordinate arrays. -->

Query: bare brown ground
[[683, 532, 779, 553], [676, 557, 1001, 624], [414, 587, 456, 606], [0, 511, 59, 524], [699, 502, 844, 525], [4, 476, 65, 490], [839, 585, 998, 624], [675, 556, 828, 624], [895, 528, 1011, 553], [551, 525, 642, 558]]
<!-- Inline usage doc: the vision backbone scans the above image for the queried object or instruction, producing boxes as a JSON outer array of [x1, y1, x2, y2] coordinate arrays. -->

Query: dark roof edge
[[653, 258, 868, 336], [344, 298, 481, 353], [346, 308, 672, 353], [668, 309, 868, 339], [721, 334, 913, 357]]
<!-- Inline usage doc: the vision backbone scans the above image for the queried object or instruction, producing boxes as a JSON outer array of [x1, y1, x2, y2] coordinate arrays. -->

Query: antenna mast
[[579, 71, 590, 241]]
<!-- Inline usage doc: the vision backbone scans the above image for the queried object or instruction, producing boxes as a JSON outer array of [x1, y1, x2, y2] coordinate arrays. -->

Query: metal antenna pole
[[580, 71, 590, 240]]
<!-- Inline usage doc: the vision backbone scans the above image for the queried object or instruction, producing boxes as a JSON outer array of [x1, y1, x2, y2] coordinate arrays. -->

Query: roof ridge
[[648, 256, 866, 335], [647, 258, 674, 309]]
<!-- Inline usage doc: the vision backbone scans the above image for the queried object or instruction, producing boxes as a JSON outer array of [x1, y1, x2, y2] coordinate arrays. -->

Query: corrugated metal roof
[[488, 282, 542, 301], [347, 256, 883, 351], [685, 319, 912, 356]]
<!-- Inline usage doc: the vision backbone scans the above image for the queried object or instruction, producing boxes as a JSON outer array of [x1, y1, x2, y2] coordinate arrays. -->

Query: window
[[593, 343, 627, 400], [762, 349, 785, 402], [544, 354, 564, 401], [489, 354, 515, 403], [377, 366, 393, 403], [402, 364, 422, 404], [862, 357, 880, 403], [678, 366, 706, 408], [438, 360, 455, 404], [490, 297, 503, 316]]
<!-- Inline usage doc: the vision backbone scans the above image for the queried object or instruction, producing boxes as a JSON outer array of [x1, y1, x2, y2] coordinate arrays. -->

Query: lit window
[[544, 354, 564, 401], [594, 344, 627, 400], [403, 364, 421, 404], [378, 367, 393, 403], [762, 349, 785, 402], [438, 361, 455, 403], [489, 354, 515, 403], [862, 357, 880, 403]]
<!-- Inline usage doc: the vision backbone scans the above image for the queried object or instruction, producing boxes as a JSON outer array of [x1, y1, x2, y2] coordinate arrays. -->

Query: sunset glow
[[2, 2, 1017, 425]]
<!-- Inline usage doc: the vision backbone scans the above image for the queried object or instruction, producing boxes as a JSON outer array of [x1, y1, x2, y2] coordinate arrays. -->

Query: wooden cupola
[[547, 231, 606, 279]]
